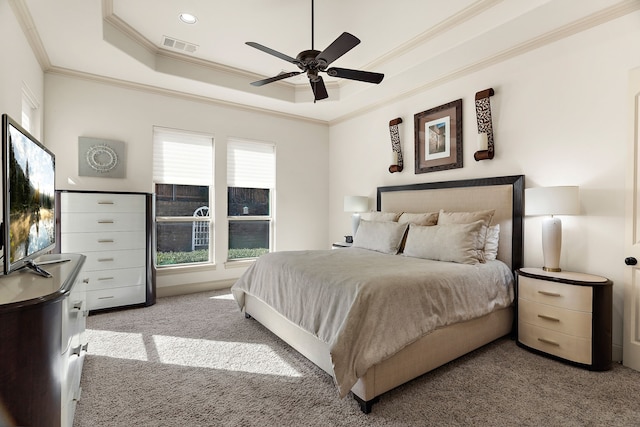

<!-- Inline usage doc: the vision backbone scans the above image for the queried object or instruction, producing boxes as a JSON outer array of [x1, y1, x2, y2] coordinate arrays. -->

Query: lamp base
[[541, 216, 563, 272]]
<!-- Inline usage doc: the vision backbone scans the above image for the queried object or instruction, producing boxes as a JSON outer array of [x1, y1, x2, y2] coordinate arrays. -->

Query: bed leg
[[353, 394, 379, 414], [244, 312, 252, 319]]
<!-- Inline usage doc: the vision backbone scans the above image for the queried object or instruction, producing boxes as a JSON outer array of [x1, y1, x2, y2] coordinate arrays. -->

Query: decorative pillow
[[353, 220, 408, 254], [360, 211, 401, 222], [437, 209, 495, 262], [398, 212, 439, 226], [483, 224, 500, 261], [402, 221, 485, 264]]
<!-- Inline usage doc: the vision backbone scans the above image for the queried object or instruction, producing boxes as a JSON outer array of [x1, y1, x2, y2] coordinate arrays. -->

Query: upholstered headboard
[[377, 175, 524, 270]]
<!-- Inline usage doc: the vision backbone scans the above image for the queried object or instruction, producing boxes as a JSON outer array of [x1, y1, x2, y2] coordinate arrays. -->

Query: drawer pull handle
[[83, 278, 90, 284], [98, 258, 115, 262], [98, 277, 115, 281], [71, 345, 82, 357], [98, 239, 114, 243], [537, 314, 560, 322], [538, 290, 561, 297], [98, 296, 114, 300], [98, 220, 114, 224], [538, 337, 560, 347], [98, 201, 114, 205], [71, 301, 83, 311]]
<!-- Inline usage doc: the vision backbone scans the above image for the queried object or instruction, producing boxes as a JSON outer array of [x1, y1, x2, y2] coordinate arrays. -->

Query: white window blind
[[227, 139, 275, 189], [153, 127, 213, 185]]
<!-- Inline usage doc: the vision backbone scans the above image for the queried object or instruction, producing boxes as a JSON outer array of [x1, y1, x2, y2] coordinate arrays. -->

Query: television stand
[[19, 259, 53, 278]]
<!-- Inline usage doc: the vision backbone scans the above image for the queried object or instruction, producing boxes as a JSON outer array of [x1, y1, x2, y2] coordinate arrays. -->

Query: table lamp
[[525, 186, 580, 272], [344, 195, 369, 237]]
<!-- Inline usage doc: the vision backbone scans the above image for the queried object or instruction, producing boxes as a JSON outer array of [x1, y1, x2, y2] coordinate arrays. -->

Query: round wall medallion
[[86, 144, 118, 173]]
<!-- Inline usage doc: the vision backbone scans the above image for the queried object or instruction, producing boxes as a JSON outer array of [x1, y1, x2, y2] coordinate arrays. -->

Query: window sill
[[156, 262, 217, 276], [224, 259, 257, 269]]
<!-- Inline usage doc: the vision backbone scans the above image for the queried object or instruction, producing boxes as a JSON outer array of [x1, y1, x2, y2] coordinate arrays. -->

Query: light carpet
[[73, 289, 640, 427]]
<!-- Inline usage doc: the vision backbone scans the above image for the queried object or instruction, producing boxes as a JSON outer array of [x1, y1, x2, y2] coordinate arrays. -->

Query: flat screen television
[[1, 113, 56, 276]]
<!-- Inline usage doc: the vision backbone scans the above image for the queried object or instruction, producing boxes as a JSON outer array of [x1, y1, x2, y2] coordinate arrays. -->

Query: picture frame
[[414, 99, 463, 174]]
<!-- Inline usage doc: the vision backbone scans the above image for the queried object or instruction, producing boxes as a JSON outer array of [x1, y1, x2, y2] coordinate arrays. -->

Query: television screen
[[2, 114, 56, 275]]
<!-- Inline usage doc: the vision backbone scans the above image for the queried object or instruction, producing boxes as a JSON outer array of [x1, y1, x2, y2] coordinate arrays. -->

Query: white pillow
[[398, 212, 439, 226], [353, 220, 408, 254], [437, 209, 495, 262], [402, 221, 485, 264], [484, 224, 500, 261], [360, 211, 401, 222]]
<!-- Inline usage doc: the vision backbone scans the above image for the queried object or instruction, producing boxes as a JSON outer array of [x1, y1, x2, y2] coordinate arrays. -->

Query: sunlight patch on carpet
[[86, 329, 148, 361], [210, 293, 234, 300], [153, 335, 303, 377]]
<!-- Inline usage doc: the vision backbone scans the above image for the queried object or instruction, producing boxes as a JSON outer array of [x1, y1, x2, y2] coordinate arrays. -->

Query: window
[[21, 83, 39, 137], [153, 128, 213, 267], [227, 139, 275, 260]]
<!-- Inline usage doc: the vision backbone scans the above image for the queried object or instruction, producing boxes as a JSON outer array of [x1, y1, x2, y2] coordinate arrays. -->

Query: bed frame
[[243, 175, 524, 412]]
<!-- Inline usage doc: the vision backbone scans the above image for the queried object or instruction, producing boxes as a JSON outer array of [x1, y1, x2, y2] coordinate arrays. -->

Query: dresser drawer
[[61, 212, 145, 233], [87, 285, 146, 310], [61, 231, 146, 252], [519, 276, 592, 312], [79, 249, 146, 272], [61, 192, 145, 213], [518, 321, 592, 365], [85, 267, 146, 291], [518, 298, 592, 338]]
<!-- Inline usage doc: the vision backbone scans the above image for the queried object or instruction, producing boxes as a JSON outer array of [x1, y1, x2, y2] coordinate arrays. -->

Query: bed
[[231, 175, 524, 412]]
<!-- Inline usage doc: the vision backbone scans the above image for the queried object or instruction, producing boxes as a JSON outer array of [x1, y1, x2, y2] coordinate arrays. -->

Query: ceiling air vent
[[161, 36, 198, 54]]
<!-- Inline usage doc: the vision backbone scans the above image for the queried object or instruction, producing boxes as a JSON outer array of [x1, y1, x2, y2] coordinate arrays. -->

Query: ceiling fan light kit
[[246, 0, 384, 101]]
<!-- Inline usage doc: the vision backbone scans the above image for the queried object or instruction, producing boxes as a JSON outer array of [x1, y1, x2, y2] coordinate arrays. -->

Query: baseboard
[[157, 279, 235, 298], [613, 343, 622, 363]]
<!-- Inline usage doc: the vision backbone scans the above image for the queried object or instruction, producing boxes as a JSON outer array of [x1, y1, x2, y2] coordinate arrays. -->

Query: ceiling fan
[[245, 0, 384, 101]]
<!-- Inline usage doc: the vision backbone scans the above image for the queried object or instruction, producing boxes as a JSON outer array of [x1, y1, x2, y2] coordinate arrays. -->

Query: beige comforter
[[231, 248, 514, 397]]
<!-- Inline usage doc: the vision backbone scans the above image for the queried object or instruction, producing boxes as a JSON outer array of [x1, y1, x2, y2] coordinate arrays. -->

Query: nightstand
[[332, 242, 353, 249], [516, 267, 612, 371]]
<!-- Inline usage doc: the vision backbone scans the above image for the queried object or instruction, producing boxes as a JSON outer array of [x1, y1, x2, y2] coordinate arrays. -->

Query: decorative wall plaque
[[78, 137, 126, 178]]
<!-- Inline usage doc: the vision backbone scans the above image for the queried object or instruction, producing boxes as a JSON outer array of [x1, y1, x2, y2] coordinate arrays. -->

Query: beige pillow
[[360, 211, 401, 222], [437, 209, 495, 262], [353, 220, 408, 254], [398, 212, 439, 226], [484, 224, 500, 261], [402, 221, 485, 264]]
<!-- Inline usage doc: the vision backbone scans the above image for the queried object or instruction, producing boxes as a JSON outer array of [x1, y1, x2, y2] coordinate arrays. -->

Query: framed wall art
[[414, 99, 462, 174], [78, 136, 126, 178]]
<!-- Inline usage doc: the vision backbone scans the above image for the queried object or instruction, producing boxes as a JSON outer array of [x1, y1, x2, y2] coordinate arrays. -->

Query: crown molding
[[330, 0, 640, 125], [44, 66, 329, 125], [10, 0, 51, 70]]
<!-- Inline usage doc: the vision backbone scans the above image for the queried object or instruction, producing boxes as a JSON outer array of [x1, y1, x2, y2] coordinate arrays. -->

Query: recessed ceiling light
[[179, 13, 197, 24]]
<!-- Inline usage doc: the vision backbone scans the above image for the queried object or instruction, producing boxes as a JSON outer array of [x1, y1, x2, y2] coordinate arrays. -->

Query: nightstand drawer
[[518, 298, 592, 338], [519, 276, 592, 312], [518, 322, 591, 365]]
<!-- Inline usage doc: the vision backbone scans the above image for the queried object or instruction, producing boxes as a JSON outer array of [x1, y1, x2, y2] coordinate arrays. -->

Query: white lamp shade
[[344, 196, 369, 213], [525, 186, 580, 216]]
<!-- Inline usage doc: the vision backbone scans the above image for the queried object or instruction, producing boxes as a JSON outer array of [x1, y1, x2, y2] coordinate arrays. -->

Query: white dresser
[[59, 191, 154, 311]]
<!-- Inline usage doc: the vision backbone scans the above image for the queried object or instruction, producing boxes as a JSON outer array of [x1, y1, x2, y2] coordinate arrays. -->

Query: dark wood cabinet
[[0, 254, 86, 427]]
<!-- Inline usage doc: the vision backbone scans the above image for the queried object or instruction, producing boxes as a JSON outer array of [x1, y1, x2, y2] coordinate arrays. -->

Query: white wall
[[0, 2, 43, 126], [328, 12, 640, 360], [43, 73, 329, 293]]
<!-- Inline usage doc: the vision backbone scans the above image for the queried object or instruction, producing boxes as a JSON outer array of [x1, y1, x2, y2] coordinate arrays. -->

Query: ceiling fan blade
[[316, 32, 360, 68], [250, 71, 302, 87], [326, 67, 384, 84], [246, 42, 299, 65], [310, 77, 328, 101]]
